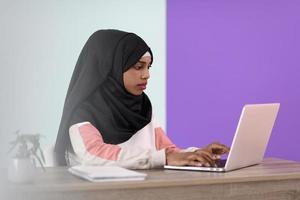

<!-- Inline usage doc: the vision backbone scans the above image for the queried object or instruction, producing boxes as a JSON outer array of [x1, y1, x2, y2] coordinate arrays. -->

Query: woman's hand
[[195, 142, 230, 167], [166, 142, 230, 167], [198, 142, 230, 156], [166, 151, 215, 167]]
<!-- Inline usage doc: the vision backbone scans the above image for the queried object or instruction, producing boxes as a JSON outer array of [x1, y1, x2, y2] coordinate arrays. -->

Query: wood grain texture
[[2, 158, 300, 200]]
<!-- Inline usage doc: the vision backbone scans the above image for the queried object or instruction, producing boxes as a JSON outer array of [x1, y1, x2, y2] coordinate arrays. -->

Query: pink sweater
[[68, 115, 181, 169]]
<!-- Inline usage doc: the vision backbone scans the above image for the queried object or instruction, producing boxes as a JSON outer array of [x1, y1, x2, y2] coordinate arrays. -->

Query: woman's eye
[[134, 65, 143, 70]]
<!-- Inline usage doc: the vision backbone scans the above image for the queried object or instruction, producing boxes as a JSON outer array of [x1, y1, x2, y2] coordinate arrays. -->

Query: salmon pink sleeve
[[154, 127, 181, 154], [69, 122, 165, 169], [152, 115, 181, 153]]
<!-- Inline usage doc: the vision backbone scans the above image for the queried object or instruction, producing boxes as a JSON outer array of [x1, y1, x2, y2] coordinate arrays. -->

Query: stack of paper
[[68, 165, 147, 182]]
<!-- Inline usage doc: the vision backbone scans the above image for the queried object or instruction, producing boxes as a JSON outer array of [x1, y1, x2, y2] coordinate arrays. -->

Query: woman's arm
[[154, 126, 229, 167], [154, 127, 181, 154], [69, 122, 165, 169]]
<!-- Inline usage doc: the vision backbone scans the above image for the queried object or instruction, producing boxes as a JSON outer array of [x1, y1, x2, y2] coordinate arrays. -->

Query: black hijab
[[54, 30, 153, 165]]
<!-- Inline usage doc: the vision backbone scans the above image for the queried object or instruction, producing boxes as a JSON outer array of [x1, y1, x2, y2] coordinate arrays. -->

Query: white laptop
[[164, 103, 280, 172]]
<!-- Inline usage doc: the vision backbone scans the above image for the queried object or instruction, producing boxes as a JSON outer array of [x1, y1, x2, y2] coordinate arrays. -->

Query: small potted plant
[[7, 130, 45, 183]]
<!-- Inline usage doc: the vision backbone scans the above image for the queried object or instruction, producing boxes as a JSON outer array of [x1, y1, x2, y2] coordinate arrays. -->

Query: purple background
[[167, 0, 300, 161]]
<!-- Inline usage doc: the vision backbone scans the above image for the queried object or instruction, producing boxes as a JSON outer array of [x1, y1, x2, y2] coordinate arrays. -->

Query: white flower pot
[[7, 158, 36, 183]]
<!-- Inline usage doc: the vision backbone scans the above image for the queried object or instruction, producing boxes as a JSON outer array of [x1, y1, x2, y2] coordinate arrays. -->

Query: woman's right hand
[[166, 149, 219, 167]]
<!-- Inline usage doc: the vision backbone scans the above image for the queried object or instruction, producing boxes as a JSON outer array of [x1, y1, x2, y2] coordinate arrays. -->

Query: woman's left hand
[[202, 142, 230, 155], [195, 142, 230, 166]]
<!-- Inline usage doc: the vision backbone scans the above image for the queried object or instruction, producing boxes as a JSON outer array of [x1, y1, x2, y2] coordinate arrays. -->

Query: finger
[[209, 143, 230, 154], [203, 142, 222, 153], [197, 149, 221, 161], [188, 160, 203, 167], [196, 149, 214, 159], [193, 152, 215, 167], [188, 154, 209, 166], [199, 153, 217, 167], [197, 150, 217, 162], [217, 145, 230, 154]]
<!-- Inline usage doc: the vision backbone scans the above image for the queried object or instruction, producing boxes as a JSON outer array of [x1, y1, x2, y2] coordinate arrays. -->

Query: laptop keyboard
[[215, 159, 227, 168]]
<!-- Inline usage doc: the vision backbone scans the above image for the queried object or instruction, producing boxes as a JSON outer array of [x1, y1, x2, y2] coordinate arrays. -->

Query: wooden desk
[[2, 158, 300, 200]]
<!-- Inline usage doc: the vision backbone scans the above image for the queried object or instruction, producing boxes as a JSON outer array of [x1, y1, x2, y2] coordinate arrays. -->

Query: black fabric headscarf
[[54, 30, 153, 165]]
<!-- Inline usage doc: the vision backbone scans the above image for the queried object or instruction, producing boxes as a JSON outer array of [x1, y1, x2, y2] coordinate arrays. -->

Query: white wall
[[0, 0, 166, 164]]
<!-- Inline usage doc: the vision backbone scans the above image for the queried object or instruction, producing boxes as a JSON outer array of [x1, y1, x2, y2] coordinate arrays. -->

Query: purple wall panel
[[167, 0, 300, 161]]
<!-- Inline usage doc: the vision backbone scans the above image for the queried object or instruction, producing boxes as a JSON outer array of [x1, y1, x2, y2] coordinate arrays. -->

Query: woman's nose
[[141, 68, 150, 79]]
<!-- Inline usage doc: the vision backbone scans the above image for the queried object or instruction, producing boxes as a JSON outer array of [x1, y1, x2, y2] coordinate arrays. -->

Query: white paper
[[68, 165, 147, 182]]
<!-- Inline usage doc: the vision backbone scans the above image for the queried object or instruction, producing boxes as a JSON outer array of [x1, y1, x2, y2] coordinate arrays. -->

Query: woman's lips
[[137, 83, 147, 90]]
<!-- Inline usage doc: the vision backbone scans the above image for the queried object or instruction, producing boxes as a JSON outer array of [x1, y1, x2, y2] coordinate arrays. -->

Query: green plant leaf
[[33, 153, 45, 172], [38, 146, 45, 163]]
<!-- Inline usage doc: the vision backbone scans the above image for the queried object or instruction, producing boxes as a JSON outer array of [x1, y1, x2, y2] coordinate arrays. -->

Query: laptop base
[[164, 165, 226, 172]]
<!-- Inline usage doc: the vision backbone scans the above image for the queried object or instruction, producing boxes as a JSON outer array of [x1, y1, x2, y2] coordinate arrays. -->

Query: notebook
[[68, 165, 147, 182]]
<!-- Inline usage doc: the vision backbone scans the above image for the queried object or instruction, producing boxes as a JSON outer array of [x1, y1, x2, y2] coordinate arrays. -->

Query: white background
[[0, 0, 166, 165]]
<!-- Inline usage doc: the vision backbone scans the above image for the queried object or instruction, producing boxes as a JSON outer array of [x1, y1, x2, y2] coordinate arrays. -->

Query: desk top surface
[[3, 158, 300, 192]]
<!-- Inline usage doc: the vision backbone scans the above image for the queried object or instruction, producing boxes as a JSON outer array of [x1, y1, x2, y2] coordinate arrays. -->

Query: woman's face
[[123, 55, 152, 96]]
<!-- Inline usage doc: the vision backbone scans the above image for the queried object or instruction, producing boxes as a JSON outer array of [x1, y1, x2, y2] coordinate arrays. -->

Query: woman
[[55, 29, 229, 168]]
